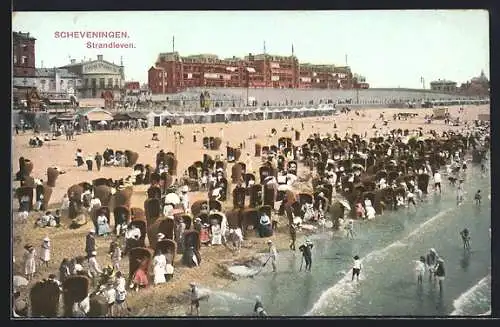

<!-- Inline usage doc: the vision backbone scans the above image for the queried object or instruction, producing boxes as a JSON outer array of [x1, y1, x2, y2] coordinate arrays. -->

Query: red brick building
[[13, 31, 37, 77], [124, 81, 140, 90], [459, 70, 489, 96], [148, 51, 368, 94], [101, 90, 115, 109]]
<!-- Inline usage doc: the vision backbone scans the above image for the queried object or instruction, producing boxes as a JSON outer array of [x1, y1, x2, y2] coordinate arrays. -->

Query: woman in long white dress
[[40, 237, 51, 268], [90, 196, 101, 213], [210, 220, 222, 245], [97, 214, 111, 236], [23, 245, 36, 281], [153, 249, 167, 285], [60, 194, 70, 214], [364, 199, 376, 220]]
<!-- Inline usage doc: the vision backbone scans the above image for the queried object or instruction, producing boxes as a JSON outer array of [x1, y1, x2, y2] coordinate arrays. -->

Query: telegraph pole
[[162, 71, 166, 94], [420, 76, 427, 101], [246, 69, 250, 106]]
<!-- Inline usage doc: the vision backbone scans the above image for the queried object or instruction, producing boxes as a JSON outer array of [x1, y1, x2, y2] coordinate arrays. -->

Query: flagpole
[[263, 40, 267, 87], [292, 43, 296, 88]]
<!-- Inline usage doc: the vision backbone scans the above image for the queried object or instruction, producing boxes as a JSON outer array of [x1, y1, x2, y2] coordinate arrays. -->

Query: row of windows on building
[[34, 78, 120, 89], [84, 78, 120, 89], [13, 56, 29, 65]]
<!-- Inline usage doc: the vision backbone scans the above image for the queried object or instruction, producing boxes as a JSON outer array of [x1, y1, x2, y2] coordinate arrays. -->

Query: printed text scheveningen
[[54, 31, 129, 39]]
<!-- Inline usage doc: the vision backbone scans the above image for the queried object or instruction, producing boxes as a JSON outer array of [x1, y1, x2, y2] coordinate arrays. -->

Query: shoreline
[[12, 105, 489, 316]]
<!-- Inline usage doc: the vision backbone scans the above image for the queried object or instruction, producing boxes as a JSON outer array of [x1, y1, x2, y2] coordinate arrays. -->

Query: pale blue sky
[[12, 10, 489, 88]]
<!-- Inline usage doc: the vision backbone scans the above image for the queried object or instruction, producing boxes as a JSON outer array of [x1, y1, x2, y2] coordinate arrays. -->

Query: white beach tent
[[160, 110, 179, 124], [271, 107, 283, 119], [263, 107, 271, 120], [315, 106, 325, 113], [299, 107, 309, 116], [212, 107, 226, 123], [147, 111, 163, 127], [252, 107, 264, 120], [200, 110, 215, 123], [290, 107, 301, 118], [160, 110, 173, 117], [212, 107, 225, 114]]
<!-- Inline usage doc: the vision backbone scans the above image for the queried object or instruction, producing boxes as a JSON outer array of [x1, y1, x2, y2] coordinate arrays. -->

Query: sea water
[[197, 165, 491, 316]]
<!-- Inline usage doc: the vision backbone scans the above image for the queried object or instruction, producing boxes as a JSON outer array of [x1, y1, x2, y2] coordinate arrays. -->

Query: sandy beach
[[12, 104, 489, 316]]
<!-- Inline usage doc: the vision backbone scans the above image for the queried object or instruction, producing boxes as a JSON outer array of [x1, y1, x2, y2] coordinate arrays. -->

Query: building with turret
[[459, 70, 489, 96], [13, 31, 36, 78]]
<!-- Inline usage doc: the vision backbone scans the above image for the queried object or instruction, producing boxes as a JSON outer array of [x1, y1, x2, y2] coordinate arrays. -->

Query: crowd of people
[[12, 103, 490, 317]]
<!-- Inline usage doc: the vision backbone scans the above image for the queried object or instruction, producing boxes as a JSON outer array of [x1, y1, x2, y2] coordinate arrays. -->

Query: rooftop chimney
[[97, 54, 103, 61], [70, 59, 76, 64]]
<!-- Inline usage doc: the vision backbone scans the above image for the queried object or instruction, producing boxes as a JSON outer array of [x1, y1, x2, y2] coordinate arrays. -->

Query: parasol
[[351, 164, 365, 171], [278, 184, 292, 191], [98, 120, 108, 125], [171, 208, 184, 215], [164, 193, 181, 205], [264, 176, 275, 184], [338, 199, 351, 211], [13, 275, 29, 288]]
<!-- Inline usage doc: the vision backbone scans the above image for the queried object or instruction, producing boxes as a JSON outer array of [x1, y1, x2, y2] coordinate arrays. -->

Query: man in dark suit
[[85, 229, 96, 257]]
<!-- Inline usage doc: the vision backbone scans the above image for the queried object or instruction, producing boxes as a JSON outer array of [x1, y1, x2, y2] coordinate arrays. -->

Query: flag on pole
[[292, 43, 294, 56], [172, 35, 175, 52], [264, 41, 266, 54]]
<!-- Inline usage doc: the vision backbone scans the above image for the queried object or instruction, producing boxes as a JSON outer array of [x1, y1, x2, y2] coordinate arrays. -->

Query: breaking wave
[[449, 274, 491, 316], [306, 207, 458, 316]]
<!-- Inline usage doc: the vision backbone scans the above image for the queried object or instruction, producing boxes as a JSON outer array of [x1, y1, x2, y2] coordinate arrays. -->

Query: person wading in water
[[426, 248, 438, 281], [474, 190, 482, 206], [456, 180, 465, 205], [433, 170, 442, 194], [434, 258, 446, 294], [299, 239, 313, 272], [415, 256, 426, 285], [352, 255, 362, 282], [346, 219, 355, 239], [460, 228, 471, 250], [253, 296, 268, 316], [189, 282, 201, 316], [289, 223, 297, 251], [267, 240, 278, 273]]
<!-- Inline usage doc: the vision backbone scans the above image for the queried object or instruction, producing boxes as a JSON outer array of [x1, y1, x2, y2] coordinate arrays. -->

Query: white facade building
[[13, 68, 82, 104], [59, 54, 125, 99], [13, 68, 82, 98]]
